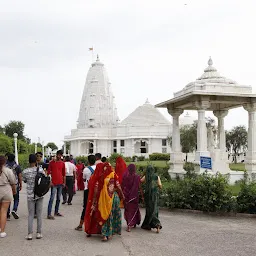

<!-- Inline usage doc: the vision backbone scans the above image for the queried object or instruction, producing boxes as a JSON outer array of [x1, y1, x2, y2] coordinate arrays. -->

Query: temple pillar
[[63, 142, 67, 156], [244, 103, 256, 179], [167, 106, 185, 178], [93, 140, 97, 154]]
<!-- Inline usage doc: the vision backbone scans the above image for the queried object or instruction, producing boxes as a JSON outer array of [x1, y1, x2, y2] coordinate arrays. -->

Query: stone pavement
[[1, 189, 256, 256]]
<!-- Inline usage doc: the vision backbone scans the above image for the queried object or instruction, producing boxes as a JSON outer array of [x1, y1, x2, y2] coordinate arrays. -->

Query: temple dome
[[121, 99, 171, 126]]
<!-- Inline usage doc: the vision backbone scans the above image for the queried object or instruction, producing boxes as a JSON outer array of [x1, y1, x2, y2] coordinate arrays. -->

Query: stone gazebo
[[156, 57, 256, 178]]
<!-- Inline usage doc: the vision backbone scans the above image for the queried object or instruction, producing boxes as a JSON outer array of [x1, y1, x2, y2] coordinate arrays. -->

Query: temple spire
[[96, 54, 100, 61]]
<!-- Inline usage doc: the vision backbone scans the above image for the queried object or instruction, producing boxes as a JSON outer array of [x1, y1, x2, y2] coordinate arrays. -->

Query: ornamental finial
[[208, 56, 213, 66]]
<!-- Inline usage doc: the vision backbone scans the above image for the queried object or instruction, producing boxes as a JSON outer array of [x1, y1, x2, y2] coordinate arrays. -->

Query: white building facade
[[64, 56, 172, 157]]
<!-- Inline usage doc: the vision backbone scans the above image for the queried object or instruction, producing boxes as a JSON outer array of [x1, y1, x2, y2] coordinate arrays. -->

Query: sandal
[[102, 236, 108, 242], [75, 226, 83, 231]]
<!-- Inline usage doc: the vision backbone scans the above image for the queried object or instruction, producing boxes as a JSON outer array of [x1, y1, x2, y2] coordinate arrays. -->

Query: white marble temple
[[64, 56, 172, 158]]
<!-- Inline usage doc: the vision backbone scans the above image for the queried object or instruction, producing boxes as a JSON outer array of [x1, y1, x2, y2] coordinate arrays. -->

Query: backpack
[[34, 167, 51, 198]]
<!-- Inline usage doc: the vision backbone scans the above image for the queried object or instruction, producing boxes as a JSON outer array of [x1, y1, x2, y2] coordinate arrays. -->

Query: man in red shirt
[[47, 150, 66, 220]]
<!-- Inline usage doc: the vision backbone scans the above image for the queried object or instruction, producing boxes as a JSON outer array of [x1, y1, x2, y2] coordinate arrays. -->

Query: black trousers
[[80, 189, 89, 221], [62, 176, 74, 203]]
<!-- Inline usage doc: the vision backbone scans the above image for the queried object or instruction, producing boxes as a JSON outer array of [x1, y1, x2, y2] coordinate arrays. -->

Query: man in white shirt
[[75, 155, 96, 231], [62, 156, 77, 205]]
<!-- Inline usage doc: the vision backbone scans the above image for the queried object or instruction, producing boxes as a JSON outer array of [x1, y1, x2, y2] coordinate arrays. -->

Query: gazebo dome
[[185, 57, 237, 88], [121, 99, 170, 126]]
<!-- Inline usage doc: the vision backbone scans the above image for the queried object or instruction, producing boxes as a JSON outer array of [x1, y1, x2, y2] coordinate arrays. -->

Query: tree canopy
[[226, 125, 247, 163], [180, 124, 197, 161], [46, 142, 58, 150], [4, 121, 25, 140]]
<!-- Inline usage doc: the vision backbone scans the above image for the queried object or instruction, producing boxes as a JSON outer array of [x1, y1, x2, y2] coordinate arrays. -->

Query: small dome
[[121, 102, 170, 126], [91, 55, 104, 67]]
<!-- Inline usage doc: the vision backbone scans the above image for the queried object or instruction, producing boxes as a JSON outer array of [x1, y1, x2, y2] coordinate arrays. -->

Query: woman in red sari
[[76, 160, 85, 191], [115, 156, 127, 208], [84, 162, 125, 241]]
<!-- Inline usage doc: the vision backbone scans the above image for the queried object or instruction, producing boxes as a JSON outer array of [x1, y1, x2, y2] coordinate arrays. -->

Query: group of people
[[0, 151, 162, 241], [75, 154, 163, 241]]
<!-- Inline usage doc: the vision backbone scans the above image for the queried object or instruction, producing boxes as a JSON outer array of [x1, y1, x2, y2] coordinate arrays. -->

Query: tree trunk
[[186, 153, 188, 162]]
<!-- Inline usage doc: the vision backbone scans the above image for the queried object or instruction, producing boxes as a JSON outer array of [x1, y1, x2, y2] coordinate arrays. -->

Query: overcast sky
[[1, 0, 256, 147]]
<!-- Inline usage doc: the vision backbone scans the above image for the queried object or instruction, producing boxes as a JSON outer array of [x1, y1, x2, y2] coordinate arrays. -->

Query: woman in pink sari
[[122, 164, 141, 232]]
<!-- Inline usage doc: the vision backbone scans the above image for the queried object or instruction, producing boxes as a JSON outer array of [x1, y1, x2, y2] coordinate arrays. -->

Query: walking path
[[1, 189, 256, 256]]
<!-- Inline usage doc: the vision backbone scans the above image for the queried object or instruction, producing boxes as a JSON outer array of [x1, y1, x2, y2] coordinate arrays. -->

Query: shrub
[[237, 182, 256, 213], [0, 134, 13, 154], [166, 172, 233, 212], [149, 153, 170, 161], [108, 153, 122, 163], [184, 162, 197, 178], [75, 156, 88, 165], [18, 154, 29, 170], [137, 156, 145, 161], [123, 156, 132, 162]]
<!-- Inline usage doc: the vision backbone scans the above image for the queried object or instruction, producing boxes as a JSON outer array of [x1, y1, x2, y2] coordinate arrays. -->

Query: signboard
[[200, 156, 212, 170]]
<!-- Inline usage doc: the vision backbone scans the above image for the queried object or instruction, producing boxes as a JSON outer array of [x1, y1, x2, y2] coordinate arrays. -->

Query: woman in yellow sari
[[86, 162, 125, 241]]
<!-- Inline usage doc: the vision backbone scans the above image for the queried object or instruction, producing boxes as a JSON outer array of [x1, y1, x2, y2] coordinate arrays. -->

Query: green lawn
[[229, 163, 246, 171], [127, 160, 169, 168], [127, 160, 246, 172]]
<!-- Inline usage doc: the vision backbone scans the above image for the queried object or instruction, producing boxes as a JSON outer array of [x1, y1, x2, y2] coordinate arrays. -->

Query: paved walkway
[[1, 189, 256, 256]]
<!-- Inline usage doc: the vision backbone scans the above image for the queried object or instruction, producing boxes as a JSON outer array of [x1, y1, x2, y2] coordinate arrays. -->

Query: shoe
[[68, 203, 72, 205], [62, 201, 67, 204], [34, 215, 37, 219], [0, 232, 7, 238], [36, 233, 43, 239], [47, 215, 55, 220], [7, 215, 10, 221], [26, 234, 33, 240], [54, 213, 63, 217], [11, 211, 19, 219]]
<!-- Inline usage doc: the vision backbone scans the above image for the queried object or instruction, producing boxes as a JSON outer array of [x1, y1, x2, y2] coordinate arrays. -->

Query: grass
[[127, 160, 246, 172], [229, 163, 246, 172], [126, 160, 169, 168]]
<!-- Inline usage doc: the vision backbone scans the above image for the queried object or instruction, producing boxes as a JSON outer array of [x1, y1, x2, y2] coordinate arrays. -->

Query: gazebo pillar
[[167, 106, 185, 178], [213, 110, 228, 152], [213, 110, 230, 174], [195, 101, 210, 163], [244, 103, 256, 179]]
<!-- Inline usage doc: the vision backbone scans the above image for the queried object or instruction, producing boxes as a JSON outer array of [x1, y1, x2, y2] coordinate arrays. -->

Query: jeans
[[47, 185, 63, 216], [27, 198, 43, 234], [62, 176, 74, 204], [80, 189, 89, 221], [7, 184, 19, 216]]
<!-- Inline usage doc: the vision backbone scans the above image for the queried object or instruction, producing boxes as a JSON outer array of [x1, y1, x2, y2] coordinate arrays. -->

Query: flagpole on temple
[[89, 47, 94, 62]]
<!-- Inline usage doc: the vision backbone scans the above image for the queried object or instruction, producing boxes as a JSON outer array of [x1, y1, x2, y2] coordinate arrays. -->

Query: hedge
[[149, 153, 170, 161]]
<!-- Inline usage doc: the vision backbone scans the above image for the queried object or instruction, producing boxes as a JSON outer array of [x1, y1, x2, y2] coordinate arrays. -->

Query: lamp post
[[13, 133, 18, 164], [42, 141, 45, 161]]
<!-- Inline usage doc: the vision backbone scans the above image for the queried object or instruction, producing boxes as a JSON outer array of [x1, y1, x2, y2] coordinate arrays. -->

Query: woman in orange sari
[[84, 162, 125, 241]]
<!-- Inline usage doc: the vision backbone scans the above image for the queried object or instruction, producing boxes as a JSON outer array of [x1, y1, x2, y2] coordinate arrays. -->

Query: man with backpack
[[22, 154, 45, 240], [6, 153, 22, 220], [74, 154, 96, 231]]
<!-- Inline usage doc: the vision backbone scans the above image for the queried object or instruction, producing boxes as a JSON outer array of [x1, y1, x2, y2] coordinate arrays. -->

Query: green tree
[[180, 125, 197, 162], [0, 134, 13, 154], [226, 125, 247, 163], [4, 121, 25, 140], [0, 125, 4, 134], [46, 142, 58, 150]]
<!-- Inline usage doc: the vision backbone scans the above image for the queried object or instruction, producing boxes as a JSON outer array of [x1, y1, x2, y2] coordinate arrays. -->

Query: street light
[[13, 133, 18, 164]]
